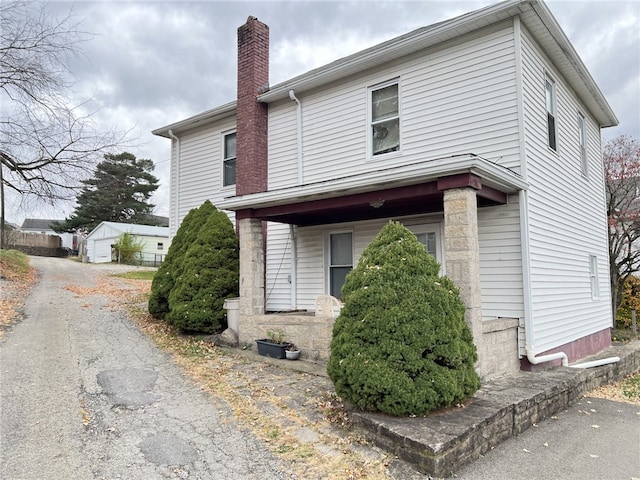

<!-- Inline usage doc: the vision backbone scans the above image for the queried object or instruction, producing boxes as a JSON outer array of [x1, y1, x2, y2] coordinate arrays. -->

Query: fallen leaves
[[0, 265, 37, 338]]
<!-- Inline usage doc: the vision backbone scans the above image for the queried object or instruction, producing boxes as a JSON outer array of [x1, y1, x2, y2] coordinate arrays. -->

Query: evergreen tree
[[166, 206, 239, 333], [148, 201, 216, 319], [327, 221, 480, 416], [52, 152, 159, 233]]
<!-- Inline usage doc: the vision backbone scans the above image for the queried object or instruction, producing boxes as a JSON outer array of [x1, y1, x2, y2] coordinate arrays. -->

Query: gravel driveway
[[0, 257, 286, 479]]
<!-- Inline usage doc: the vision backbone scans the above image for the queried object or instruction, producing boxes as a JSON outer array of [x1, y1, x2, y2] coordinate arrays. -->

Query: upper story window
[[370, 80, 400, 156], [545, 77, 557, 151], [157, 242, 164, 251], [223, 132, 236, 187], [578, 114, 588, 176]]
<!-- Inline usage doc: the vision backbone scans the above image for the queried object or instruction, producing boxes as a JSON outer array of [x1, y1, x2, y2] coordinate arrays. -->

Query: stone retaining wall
[[352, 340, 640, 477]]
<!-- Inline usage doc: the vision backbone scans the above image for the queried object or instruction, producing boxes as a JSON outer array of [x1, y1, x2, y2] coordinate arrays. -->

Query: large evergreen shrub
[[166, 207, 239, 333], [148, 201, 216, 319], [327, 221, 480, 416]]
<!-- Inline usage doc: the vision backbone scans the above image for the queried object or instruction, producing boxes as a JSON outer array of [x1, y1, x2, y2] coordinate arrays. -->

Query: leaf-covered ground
[[0, 250, 37, 338], [3, 255, 638, 479]]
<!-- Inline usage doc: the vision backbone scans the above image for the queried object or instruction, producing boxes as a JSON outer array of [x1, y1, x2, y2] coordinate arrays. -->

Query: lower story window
[[589, 255, 599, 299], [328, 232, 353, 299]]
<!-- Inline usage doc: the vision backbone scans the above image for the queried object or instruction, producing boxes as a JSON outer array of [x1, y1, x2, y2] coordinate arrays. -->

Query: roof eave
[[152, 101, 236, 138], [258, 0, 527, 103]]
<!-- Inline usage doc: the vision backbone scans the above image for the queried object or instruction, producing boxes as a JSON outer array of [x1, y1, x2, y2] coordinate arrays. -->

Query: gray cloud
[[10, 0, 638, 222]]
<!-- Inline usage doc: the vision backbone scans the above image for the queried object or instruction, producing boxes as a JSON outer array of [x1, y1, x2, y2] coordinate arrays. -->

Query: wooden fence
[[3, 231, 66, 257]]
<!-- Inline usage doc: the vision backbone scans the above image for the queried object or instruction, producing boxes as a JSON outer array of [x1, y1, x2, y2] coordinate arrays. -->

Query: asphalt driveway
[[0, 256, 286, 479]]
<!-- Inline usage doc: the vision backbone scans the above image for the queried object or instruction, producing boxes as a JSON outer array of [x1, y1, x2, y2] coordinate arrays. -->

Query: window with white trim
[[589, 255, 599, 299], [407, 224, 443, 269], [328, 232, 353, 299], [223, 132, 236, 187], [157, 242, 164, 251], [545, 77, 557, 151], [578, 113, 588, 176], [370, 80, 400, 156]]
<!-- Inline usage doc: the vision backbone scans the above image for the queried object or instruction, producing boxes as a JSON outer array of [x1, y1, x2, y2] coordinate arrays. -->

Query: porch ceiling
[[234, 175, 509, 227]]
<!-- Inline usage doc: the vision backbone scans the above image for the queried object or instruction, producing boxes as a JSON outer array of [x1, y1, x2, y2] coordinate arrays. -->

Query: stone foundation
[[238, 313, 336, 362], [478, 318, 520, 379], [521, 328, 612, 370]]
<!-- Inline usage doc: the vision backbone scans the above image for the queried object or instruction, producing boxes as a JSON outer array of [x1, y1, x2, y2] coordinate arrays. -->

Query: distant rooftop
[[20, 219, 62, 230]]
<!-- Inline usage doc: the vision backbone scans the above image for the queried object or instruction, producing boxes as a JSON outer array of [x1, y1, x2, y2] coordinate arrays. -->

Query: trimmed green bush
[[166, 206, 239, 333], [327, 221, 480, 416], [148, 201, 216, 319]]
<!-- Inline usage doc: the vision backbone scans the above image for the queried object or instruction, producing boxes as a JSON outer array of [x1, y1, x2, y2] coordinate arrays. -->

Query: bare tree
[[605, 135, 640, 318], [0, 1, 127, 248]]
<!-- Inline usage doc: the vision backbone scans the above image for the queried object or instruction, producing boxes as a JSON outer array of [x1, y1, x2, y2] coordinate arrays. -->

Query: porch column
[[238, 217, 265, 316], [443, 188, 485, 369]]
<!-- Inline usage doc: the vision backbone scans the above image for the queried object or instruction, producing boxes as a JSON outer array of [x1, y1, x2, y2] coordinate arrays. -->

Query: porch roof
[[218, 154, 528, 226]]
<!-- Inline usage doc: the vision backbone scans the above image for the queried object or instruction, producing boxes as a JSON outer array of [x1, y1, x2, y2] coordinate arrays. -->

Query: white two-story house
[[153, 0, 618, 379]]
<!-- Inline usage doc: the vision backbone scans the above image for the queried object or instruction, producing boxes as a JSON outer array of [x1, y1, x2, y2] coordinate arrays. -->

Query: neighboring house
[[20, 218, 76, 251], [153, 0, 618, 379], [85, 222, 170, 265]]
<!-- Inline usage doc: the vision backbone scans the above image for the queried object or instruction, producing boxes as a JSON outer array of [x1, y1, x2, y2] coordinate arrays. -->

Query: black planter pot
[[256, 339, 291, 359]]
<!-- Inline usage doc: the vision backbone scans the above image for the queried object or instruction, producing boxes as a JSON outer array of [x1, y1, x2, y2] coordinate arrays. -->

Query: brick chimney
[[236, 16, 269, 196]]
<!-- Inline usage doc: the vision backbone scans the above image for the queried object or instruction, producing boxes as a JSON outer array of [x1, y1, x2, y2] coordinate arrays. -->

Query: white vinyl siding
[[169, 117, 236, 237], [478, 197, 524, 319], [267, 21, 520, 190], [265, 222, 292, 311], [520, 26, 611, 353]]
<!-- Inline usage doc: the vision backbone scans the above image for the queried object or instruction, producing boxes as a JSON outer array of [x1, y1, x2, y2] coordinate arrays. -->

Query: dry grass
[[587, 372, 640, 406], [0, 250, 37, 337]]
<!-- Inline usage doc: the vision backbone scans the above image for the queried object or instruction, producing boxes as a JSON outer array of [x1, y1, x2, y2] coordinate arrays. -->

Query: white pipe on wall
[[290, 224, 298, 310], [288, 89, 303, 185]]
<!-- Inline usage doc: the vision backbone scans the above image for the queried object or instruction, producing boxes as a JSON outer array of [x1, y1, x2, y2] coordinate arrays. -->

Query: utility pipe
[[168, 129, 180, 237], [289, 224, 298, 310], [526, 346, 620, 369], [526, 346, 569, 367], [569, 357, 620, 369], [288, 89, 304, 185]]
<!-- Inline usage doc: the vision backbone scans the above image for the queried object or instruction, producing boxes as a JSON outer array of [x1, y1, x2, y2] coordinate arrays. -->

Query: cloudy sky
[[8, 0, 640, 224]]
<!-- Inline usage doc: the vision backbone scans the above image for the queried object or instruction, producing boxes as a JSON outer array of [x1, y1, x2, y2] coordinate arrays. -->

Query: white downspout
[[168, 130, 180, 237], [290, 224, 298, 310], [514, 14, 618, 371], [288, 89, 303, 185]]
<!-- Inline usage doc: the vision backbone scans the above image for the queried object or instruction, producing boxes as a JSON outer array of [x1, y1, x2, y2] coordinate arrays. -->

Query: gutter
[[167, 130, 180, 236]]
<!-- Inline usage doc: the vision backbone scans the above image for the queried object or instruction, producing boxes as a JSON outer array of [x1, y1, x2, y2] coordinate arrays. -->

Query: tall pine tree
[[53, 152, 159, 233]]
